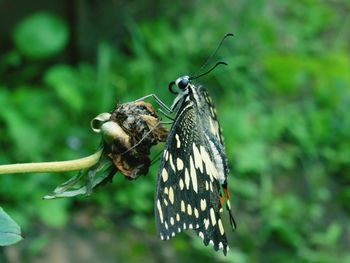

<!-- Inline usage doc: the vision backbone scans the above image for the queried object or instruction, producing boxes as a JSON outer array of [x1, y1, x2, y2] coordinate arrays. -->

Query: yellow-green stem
[[0, 150, 102, 175]]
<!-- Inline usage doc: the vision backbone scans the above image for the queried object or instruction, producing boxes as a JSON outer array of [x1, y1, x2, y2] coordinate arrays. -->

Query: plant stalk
[[0, 150, 102, 175]]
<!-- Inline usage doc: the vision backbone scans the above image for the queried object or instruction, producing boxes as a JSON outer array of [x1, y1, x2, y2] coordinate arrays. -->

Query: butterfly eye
[[175, 76, 190, 90]]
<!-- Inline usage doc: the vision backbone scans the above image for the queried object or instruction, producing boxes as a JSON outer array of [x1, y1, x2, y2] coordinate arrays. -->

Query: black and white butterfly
[[153, 34, 236, 255]]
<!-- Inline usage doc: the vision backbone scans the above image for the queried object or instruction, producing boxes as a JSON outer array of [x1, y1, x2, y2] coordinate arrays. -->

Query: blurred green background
[[1, 0, 350, 262]]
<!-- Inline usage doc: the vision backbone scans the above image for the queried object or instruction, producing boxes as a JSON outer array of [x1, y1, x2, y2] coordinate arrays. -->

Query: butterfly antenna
[[193, 33, 234, 76], [190, 61, 228, 80]]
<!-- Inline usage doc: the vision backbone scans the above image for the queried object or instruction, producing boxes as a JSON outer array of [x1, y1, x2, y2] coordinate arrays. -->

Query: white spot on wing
[[175, 134, 181, 148], [218, 219, 225, 235], [194, 208, 199, 218], [192, 143, 203, 173], [157, 199, 163, 223], [181, 200, 185, 212], [169, 187, 174, 204], [187, 204, 192, 215], [200, 145, 216, 182], [206, 136, 225, 183], [204, 218, 209, 229], [190, 156, 198, 193], [177, 158, 184, 171], [162, 169, 168, 182], [199, 231, 204, 240], [210, 208, 217, 226], [201, 147, 217, 182], [184, 168, 190, 190], [169, 154, 176, 172], [200, 199, 207, 211], [179, 178, 184, 190]]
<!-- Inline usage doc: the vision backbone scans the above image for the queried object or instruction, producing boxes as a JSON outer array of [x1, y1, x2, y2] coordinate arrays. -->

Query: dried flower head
[[45, 100, 168, 199], [92, 101, 168, 179]]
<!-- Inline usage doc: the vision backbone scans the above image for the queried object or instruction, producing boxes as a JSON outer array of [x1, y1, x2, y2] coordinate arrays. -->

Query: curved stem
[[0, 150, 102, 175]]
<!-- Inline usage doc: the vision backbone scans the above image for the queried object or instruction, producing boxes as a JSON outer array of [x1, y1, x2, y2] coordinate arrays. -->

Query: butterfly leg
[[121, 121, 164, 155], [158, 109, 175, 121], [134, 94, 173, 113]]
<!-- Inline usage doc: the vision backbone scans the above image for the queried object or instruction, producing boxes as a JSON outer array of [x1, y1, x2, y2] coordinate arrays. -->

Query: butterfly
[[154, 41, 236, 254]]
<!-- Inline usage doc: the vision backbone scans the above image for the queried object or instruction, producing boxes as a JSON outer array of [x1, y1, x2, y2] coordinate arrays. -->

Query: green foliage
[[44, 65, 84, 112], [1, 1, 350, 262], [13, 12, 68, 59], [35, 199, 69, 228]]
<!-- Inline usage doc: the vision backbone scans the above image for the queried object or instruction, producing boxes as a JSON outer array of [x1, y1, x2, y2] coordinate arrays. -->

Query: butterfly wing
[[197, 86, 237, 229], [197, 86, 225, 144], [155, 88, 231, 254]]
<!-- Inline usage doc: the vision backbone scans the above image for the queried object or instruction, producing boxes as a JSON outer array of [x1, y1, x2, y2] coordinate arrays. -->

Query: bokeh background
[[1, 1, 350, 262]]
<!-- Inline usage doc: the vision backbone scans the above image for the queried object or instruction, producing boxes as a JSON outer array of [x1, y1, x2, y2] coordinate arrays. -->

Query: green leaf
[[0, 207, 23, 246], [44, 154, 114, 199], [36, 199, 69, 228], [235, 141, 269, 173], [13, 12, 68, 59], [1, 103, 44, 159], [44, 65, 84, 111]]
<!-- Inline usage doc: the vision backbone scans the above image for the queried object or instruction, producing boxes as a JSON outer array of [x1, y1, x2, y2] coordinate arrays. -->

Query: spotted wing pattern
[[196, 86, 236, 230], [155, 84, 236, 255]]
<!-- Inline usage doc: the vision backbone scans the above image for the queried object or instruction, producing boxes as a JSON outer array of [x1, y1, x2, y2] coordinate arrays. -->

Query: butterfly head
[[175, 76, 190, 90], [169, 75, 190, 94]]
